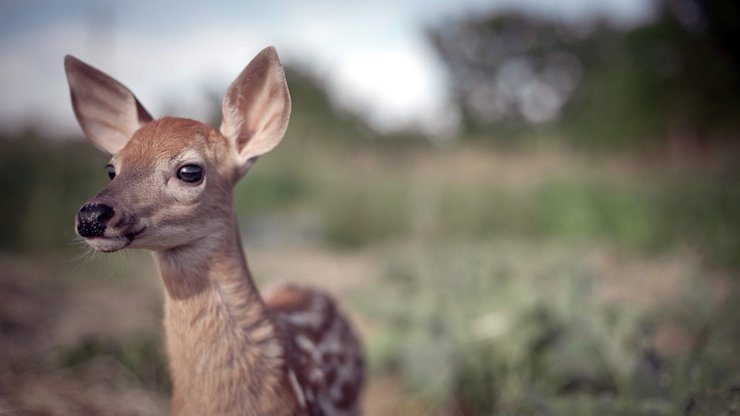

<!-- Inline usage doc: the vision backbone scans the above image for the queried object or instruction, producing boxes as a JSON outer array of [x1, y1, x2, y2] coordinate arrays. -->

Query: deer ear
[[64, 55, 153, 155], [220, 47, 291, 175]]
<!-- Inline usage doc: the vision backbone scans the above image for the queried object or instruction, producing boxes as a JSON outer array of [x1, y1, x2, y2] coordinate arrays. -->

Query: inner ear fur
[[65, 55, 152, 154], [219, 46, 291, 173]]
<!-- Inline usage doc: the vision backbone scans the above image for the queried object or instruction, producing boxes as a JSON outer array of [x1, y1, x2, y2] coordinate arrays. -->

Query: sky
[[0, 0, 654, 137]]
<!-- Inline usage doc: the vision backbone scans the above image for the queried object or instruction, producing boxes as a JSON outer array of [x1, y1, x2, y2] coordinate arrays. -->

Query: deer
[[65, 47, 364, 415]]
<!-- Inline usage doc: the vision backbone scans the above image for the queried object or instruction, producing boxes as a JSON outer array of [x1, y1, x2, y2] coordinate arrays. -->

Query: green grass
[[359, 241, 739, 415], [534, 181, 655, 248], [2, 132, 739, 414], [60, 333, 171, 393], [0, 135, 108, 252], [3, 133, 738, 267], [315, 179, 411, 247]]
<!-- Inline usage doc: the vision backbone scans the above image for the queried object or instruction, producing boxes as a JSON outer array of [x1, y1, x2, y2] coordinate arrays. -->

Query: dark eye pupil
[[106, 164, 115, 180], [177, 164, 203, 183]]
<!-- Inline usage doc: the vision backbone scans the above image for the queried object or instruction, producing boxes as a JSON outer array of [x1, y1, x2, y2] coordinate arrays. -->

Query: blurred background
[[1, 0, 739, 414]]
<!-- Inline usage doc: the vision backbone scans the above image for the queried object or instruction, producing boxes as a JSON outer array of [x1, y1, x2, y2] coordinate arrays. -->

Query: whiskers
[[70, 236, 99, 260], [66, 236, 138, 282], [65, 237, 99, 282], [69, 236, 101, 263]]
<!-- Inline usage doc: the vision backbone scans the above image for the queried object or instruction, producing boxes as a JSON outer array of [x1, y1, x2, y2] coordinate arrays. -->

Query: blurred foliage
[[284, 67, 375, 144], [363, 242, 740, 415], [428, 0, 740, 152], [2, 133, 739, 269], [2, 5, 740, 414], [310, 163, 740, 267], [0, 131, 107, 252], [61, 334, 170, 393]]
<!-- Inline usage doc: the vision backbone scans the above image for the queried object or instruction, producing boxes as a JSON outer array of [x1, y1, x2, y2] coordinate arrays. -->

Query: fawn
[[66, 47, 364, 415]]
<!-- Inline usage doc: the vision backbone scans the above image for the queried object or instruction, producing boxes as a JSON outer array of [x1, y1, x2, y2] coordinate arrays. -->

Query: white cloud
[[0, 0, 653, 136], [330, 48, 448, 131], [0, 20, 86, 133]]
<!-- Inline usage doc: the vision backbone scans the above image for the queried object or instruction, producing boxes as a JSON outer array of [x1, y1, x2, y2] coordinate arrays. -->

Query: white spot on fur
[[288, 370, 307, 409]]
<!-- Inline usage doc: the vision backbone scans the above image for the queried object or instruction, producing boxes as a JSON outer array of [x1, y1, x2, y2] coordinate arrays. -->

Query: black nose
[[76, 203, 115, 237]]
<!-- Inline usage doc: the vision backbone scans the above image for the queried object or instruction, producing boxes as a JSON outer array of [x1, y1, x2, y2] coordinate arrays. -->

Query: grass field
[[0, 136, 738, 415]]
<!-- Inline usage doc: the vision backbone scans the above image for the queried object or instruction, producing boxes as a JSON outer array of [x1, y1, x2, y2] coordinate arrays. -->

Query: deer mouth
[[85, 227, 146, 252]]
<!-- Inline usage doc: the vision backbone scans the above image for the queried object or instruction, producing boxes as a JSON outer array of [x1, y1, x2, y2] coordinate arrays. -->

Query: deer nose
[[76, 203, 115, 237]]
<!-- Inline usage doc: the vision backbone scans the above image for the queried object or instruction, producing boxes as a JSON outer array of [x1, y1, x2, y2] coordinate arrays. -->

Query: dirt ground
[[0, 247, 415, 416]]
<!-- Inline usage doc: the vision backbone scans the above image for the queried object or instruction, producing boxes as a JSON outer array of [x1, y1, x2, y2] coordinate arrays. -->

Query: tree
[[428, 1, 740, 151]]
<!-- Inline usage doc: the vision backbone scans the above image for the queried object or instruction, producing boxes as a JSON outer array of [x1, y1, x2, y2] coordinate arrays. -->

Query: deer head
[[66, 47, 291, 253]]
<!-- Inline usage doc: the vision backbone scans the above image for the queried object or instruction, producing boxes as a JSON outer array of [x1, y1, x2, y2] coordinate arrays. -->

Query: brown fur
[[101, 119, 307, 415], [67, 48, 364, 415], [268, 287, 365, 415]]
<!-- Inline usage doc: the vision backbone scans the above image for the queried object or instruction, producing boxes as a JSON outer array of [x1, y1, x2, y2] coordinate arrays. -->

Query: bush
[[362, 242, 738, 415]]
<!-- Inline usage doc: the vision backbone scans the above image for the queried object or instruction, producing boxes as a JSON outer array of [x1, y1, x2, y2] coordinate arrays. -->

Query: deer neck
[[153, 215, 299, 415]]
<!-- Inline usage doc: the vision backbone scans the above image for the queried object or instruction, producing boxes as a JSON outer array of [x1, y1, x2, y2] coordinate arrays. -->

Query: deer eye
[[106, 164, 115, 180], [177, 164, 203, 183]]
